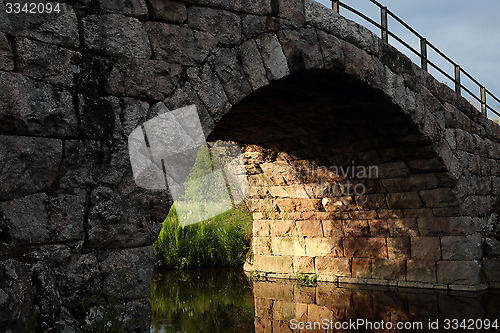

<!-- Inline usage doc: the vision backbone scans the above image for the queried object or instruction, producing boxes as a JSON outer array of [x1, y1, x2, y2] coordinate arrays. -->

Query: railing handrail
[[330, 0, 500, 119]]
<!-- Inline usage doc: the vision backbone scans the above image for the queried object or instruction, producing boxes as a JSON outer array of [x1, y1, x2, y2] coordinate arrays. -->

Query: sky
[[314, 0, 500, 117]]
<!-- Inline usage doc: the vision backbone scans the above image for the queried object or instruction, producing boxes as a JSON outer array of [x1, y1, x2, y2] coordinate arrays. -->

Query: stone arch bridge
[[0, 0, 499, 330]]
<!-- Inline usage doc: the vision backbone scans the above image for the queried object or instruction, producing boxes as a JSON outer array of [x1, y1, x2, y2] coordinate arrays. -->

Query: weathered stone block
[[377, 209, 404, 219], [387, 192, 423, 209], [256, 33, 289, 81], [118, 97, 150, 137], [483, 259, 500, 282], [276, 28, 323, 72], [146, 22, 217, 66], [0, 259, 40, 327], [83, 14, 151, 58], [15, 38, 79, 87], [420, 188, 459, 207], [322, 196, 353, 212], [377, 161, 410, 178], [317, 30, 345, 71], [402, 208, 433, 218], [0, 189, 85, 245], [187, 63, 230, 121], [293, 256, 315, 274], [0, 72, 77, 137], [0, 33, 13, 70], [239, 39, 269, 91], [483, 237, 500, 258], [342, 220, 370, 237], [349, 210, 378, 219], [78, 95, 121, 139], [437, 261, 481, 285], [275, 0, 305, 26], [372, 259, 405, 280], [315, 257, 351, 277], [253, 237, 272, 255], [58, 140, 111, 188], [368, 219, 390, 237], [98, 0, 149, 19], [188, 6, 241, 45], [418, 216, 475, 236], [407, 158, 447, 173], [182, 0, 272, 15], [342, 40, 376, 83], [382, 174, 449, 192], [0, 136, 62, 200], [355, 194, 387, 209], [270, 220, 295, 237], [271, 237, 306, 256], [254, 255, 294, 274], [99, 246, 155, 299], [461, 195, 495, 217], [242, 15, 293, 40], [209, 47, 252, 105], [253, 219, 271, 237], [343, 238, 388, 259], [322, 220, 344, 237], [146, 0, 187, 22], [441, 234, 482, 260], [352, 258, 371, 278], [306, 237, 343, 257], [87, 187, 159, 249], [106, 58, 181, 100], [387, 218, 419, 237], [411, 237, 441, 260], [0, 6, 79, 47], [304, 0, 379, 55], [406, 260, 436, 283], [387, 237, 410, 260], [295, 220, 323, 237]]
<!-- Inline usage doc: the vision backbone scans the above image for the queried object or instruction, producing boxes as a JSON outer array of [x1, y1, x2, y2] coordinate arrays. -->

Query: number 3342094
[[5, 3, 62, 14]]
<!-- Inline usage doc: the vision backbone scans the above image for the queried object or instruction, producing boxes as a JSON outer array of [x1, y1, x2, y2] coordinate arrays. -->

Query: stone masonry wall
[[0, 0, 500, 330]]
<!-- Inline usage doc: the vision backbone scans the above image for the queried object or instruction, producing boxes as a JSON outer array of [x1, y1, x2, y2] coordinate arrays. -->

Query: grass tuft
[[153, 203, 252, 269]]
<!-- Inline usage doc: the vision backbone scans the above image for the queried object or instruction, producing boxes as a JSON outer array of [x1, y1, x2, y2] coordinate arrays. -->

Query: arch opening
[[209, 69, 465, 287]]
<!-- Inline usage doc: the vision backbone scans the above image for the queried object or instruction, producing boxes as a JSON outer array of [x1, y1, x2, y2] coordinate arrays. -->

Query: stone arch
[[1, 0, 500, 331], [185, 32, 477, 290]]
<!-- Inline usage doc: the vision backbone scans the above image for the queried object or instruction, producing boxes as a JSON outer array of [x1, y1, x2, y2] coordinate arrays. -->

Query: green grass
[[153, 203, 253, 269], [296, 273, 318, 287]]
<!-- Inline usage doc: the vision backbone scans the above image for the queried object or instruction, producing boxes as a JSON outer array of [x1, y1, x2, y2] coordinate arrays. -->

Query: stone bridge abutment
[[0, 0, 499, 330]]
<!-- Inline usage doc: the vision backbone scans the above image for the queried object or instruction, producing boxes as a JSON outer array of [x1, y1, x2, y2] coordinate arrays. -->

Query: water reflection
[[150, 268, 255, 333], [151, 269, 500, 333], [253, 279, 500, 333]]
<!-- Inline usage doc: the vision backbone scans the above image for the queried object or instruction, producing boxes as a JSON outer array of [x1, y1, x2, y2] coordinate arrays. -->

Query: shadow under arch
[[207, 68, 467, 288]]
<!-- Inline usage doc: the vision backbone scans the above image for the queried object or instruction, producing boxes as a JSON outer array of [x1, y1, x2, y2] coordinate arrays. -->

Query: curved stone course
[[0, 0, 499, 330]]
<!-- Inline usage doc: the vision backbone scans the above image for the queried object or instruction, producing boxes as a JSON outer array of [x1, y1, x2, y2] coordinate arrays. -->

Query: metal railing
[[331, 0, 500, 119]]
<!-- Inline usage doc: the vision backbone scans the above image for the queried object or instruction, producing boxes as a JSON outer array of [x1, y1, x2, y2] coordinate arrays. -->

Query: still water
[[150, 268, 500, 332]]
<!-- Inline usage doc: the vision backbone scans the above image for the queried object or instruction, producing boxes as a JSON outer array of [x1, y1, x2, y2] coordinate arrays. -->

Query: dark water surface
[[150, 269, 500, 332]]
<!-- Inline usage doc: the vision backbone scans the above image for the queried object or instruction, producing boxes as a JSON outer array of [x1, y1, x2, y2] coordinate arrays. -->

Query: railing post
[[420, 38, 428, 71], [481, 86, 487, 115], [454, 65, 461, 94], [381, 7, 388, 43], [332, 0, 339, 13]]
